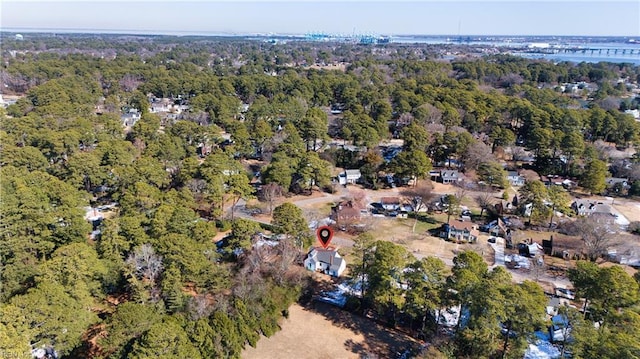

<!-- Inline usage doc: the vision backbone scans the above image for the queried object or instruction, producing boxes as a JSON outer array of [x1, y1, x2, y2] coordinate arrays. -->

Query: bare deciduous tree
[[530, 255, 547, 281], [400, 182, 434, 232], [564, 214, 619, 260], [462, 141, 494, 171], [126, 243, 164, 283], [186, 294, 214, 320], [474, 186, 494, 218], [271, 238, 300, 285], [498, 73, 525, 88], [119, 74, 142, 92], [349, 188, 368, 208], [423, 103, 443, 124], [510, 146, 528, 162], [260, 182, 283, 214]]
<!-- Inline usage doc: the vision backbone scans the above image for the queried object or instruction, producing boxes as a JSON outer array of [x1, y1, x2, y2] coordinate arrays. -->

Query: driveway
[[488, 236, 505, 268]]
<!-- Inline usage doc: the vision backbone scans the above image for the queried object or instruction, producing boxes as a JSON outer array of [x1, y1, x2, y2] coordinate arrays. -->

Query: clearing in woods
[[241, 302, 419, 359]]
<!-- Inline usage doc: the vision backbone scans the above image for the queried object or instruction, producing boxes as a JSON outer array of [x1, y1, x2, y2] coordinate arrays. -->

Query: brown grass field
[[241, 302, 419, 359]]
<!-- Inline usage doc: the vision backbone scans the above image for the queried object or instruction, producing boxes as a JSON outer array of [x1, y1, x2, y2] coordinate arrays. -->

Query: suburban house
[[605, 177, 629, 189], [441, 220, 479, 243], [624, 109, 640, 119], [304, 248, 347, 277], [440, 170, 461, 184], [380, 197, 401, 211], [331, 200, 363, 227], [541, 175, 577, 189], [196, 142, 213, 157], [121, 109, 141, 127], [571, 199, 613, 217], [338, 169, 362, 185], [507, 171, 525, 186], [327, 142, 367, 153], [149, 99, 171, 113]]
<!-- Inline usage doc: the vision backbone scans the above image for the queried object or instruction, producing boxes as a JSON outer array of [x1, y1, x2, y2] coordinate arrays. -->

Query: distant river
[[390, 36, 640, 65], [510, 52, 640, 65]]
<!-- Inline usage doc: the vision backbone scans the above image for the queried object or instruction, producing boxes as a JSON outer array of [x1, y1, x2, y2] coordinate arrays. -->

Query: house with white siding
[[304, 248, 346, 277]]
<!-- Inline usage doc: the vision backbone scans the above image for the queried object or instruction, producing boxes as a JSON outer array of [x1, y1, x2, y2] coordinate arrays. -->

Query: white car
[[555, 288, 576, 300]]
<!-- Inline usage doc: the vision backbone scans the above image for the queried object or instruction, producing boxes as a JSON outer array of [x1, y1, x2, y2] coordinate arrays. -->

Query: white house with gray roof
[[304, 248, 346, 277], [507, 171, 525, 186], [571, 199, 613, 217], [338, 169, 362, 185], [441, 170, 461, 184]]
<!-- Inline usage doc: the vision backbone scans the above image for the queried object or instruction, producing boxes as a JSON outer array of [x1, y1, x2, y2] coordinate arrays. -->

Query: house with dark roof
[[605, 177, 629, 189], [304, 248, 346, 277], [331, 200, 363, 227], [541, 175, 577, 189], [380, 197, 401, 211], [440, 220, 479, 243]]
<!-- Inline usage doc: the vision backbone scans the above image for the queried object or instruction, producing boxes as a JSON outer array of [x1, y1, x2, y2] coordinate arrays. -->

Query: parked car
[[555, 288, 576, 300], [488, 237, 497, 243]]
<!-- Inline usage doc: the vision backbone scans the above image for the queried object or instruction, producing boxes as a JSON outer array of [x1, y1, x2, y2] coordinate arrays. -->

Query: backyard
[[241, 302, 419, 359]]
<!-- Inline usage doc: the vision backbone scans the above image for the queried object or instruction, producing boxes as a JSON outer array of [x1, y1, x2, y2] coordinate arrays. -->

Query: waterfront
[[511, 52, 640, 65], [388, 35, 640, 64]]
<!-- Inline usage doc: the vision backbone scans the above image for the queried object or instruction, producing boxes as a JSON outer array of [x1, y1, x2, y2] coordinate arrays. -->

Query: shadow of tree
[[344, 339, 366, 355], [302, 301, 419, 358]]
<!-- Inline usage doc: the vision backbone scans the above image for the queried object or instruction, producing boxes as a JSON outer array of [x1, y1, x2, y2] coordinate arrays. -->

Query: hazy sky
[[2, 1, 639, 36]]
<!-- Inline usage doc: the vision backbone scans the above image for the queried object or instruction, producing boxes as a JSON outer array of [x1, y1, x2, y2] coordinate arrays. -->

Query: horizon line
[[1, 27, 638, 39]]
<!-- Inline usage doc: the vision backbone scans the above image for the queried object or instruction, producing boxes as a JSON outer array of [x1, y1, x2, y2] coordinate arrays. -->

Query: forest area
[[1, 34, 640, 358]]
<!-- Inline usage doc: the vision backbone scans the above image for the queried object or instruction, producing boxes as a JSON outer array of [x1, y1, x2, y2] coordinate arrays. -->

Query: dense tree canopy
[[1, 33, 639, 358]]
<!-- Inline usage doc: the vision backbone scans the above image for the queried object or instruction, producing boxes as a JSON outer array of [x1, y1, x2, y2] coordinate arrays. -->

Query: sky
[[2, 1, 639, 37]]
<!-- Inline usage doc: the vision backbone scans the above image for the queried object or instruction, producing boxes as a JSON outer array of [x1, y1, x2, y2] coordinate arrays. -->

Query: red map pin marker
[[316, 226, 334, 249]]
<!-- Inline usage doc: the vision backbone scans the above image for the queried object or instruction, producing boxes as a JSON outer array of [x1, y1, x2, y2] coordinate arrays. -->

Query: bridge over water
[[534, 47, 640, 57]]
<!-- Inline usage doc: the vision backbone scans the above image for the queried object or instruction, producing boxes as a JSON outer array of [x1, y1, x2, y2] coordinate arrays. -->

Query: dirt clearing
[[241, 303, 419, 359]]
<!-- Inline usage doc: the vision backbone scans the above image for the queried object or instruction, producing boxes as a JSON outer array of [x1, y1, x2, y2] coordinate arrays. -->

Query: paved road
[[292, 192, 346, 207], [233, 188, 575, 291]]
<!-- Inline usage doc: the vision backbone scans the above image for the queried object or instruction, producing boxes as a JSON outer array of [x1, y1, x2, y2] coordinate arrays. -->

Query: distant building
[[429, 170, 441, 182], [624, 109, 640, 119], [549, 314, 571, 343], [15, 34, 23, 41], [605, 177, 629, 189], [541, 175, 576, 189], [121, 109, 141, 127], [304, 248, 346, 277], [528, 42, 550, 49], [507, 171, 525, 186]]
